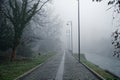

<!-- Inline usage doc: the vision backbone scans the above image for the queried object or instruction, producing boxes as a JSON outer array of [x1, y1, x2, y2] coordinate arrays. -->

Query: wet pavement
[[19, 52, 99, 80], [19, 53, 62, 80], [63, 52, 99, 80]]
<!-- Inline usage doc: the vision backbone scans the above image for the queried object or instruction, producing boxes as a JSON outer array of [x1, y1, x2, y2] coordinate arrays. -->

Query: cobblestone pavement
[[19, 52, 100, 80]]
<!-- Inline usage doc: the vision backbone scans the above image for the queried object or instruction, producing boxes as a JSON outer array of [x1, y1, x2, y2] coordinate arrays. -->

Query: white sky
[[52, 0, 114, 55]]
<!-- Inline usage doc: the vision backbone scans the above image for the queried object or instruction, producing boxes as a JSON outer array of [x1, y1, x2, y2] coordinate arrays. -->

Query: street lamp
[[77, 0, 80, 63], [67, 21, 73, 55]]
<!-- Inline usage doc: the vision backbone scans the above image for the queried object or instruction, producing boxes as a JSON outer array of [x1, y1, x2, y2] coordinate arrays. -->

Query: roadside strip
[[80, 62, 105, 80], [73, 54, 105, 80], [14, 53, 56, 80]]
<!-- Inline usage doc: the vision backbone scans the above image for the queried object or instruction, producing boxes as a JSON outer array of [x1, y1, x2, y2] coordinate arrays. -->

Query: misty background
[[80, 0, 114, 57], [53, 0, 120, 77], [0, 0, 117, 62], [0, 0, 120, 78], [53, 0, 114, 57]]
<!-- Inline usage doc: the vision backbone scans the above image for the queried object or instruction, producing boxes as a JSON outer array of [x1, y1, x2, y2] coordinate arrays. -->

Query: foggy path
[[18, 52, 100, 80], [19, 53, 63, 80], [55, 52, 65, 80]]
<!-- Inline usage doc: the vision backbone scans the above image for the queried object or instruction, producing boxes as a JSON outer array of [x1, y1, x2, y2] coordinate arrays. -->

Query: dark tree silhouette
[[93, 0, 120, 58], [1, 0, 50, 61], [93, 0, 120, 13], [0, 18, 13, 51], [0, 0, 13, 51]]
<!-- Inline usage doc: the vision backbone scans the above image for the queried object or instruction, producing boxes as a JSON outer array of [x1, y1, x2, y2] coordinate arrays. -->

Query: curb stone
[[72, 54, 105, 80], [14, 54, 57, 80], [80, 62, 105, 80]]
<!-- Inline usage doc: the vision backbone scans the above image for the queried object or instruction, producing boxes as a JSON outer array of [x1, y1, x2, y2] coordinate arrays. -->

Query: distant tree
[[40, 14, 63, 53], [30, 8, 64, 54], [1, 0, 50, 61]]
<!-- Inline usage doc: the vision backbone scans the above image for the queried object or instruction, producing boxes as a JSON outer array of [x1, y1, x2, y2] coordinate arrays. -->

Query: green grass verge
[[74, 54, 119, 80], [0, 53, 56, 80]]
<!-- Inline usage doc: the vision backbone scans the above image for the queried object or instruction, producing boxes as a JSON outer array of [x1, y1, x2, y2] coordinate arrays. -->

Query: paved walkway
[[19, 52, 100, 80], [19, 53, 62, 80], [63, 52, 99, 80]]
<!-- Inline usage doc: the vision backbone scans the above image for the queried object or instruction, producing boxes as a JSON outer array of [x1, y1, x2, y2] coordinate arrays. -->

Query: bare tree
[[1, 0, 50, 61]]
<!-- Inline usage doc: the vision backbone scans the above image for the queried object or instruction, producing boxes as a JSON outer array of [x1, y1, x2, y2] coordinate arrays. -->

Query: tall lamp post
[[67, 21, 73, 54], [78, 0, 80, 63]]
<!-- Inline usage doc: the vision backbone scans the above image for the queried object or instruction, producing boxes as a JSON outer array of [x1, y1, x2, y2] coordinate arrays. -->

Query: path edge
[[72, 54, 105, 80], [14, 54, 57, 80], [80, 61, 105, 80]]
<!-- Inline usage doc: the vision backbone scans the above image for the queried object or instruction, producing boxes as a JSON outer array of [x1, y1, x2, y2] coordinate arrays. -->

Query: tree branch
[[36, 0, 50, 13]]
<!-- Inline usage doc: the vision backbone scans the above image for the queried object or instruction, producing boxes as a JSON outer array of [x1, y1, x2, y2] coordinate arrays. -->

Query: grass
[[74, 54, 119, 80], [0, 53, 55, 80]]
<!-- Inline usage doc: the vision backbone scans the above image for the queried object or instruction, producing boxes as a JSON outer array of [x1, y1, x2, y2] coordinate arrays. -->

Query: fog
[[1, 0, 120, 78], [52, 1, 120, 76], [80, 0, 114, 56], [53, 0, 114, 57]]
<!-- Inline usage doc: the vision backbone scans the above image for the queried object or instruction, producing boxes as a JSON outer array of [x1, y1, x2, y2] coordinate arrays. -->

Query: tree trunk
[[10, 47, 17, 61], [10, 37, 20, 61]]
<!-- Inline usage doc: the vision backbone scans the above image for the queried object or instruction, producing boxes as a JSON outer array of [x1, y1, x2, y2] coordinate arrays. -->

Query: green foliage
[[80, 54, 118, 79], [74, 54, 119, 79], [0, 53, 55, 80]]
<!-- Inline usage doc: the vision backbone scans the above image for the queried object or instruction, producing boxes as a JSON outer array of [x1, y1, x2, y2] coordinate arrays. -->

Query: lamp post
[[67, 21, 73, 55], [78, 0, 80, 63]]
